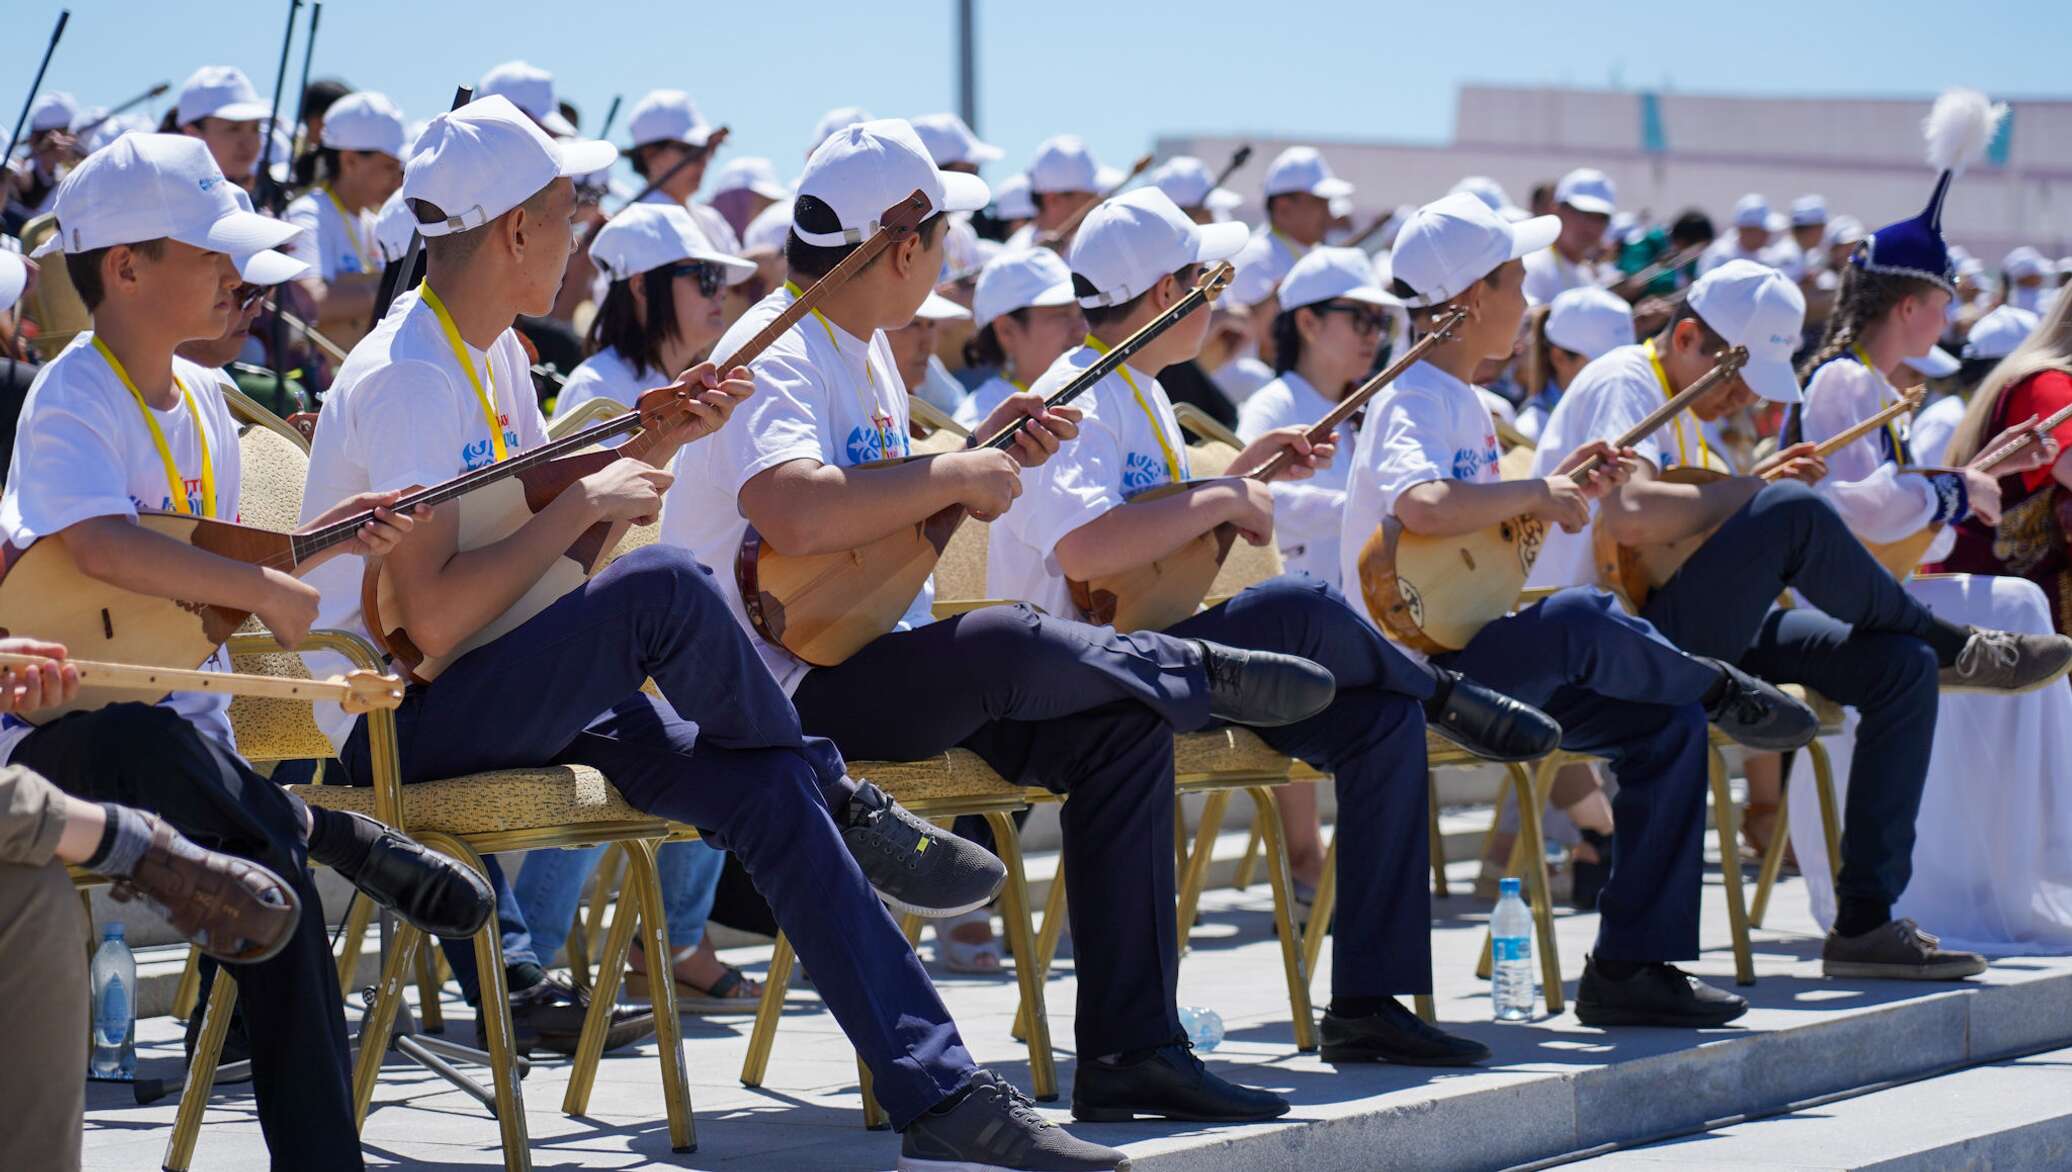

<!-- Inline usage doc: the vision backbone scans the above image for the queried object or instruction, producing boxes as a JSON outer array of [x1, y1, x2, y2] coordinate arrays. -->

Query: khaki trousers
[[0, 764, 88, 1172]]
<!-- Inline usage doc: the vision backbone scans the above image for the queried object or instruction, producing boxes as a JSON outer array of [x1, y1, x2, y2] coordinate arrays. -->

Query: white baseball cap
[[475, 61, 576, 137], [1825, 214, 1865, 248], [913, 290, 970, 322], [709, 156, 787, 200], [1904, 346, 1960, 379], [792, 118, 988, 247], [374, 188, 414, 264], [1226, 230, 1294, 308], [1555, 167, 1616, 216], [320, 92, 406, 158], [0, 251, 26, 313], [589, 202, 754, 285], [911, 113, 1002, 167], [627, 89, 714, 150], [1028, 134, 1099, 194], [1388, 192, 1559, 308], [1684, 258, 1807, 404], [1544, 285, 1635, 360], [1263, 146, 1351, 200], [1449, 176, 1510, 214], [401, 96, 616, 238], [1277, 245, 1395, 313], [1789, 194, 1829, 227], [1963, 304, 2040, 360], [992, 173, 1036, 221], [2003, 246, 2049, 279], [28, 91, 76, 133], [973, 247, 1076, 329], [1731, 194, 1770, 230], [176, 66, 270, 126], [1149, 156, 1241, 213], [1066, 187, 1247, 308], [29, 133, 302, 269], [809, 106, 873, 155]]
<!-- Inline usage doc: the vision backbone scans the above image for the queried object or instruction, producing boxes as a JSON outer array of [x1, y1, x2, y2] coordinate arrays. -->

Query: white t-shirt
[[1236, 371, 1355, 587], [954, 372, 1023, 433], [548, 345, 647, 440], [1521, 247, 1603, 307], [1798, 355, 1955, 561], [1909, 392, 1967, 468], [297, 290, 548, 748], [659, 284, 928, 696], [0, 335, 244, 761], [283, 188, 383, 282], [1338, 359, 1501, 652], [1211, 354, 1275, 408], [989, 344, 1192, 619]]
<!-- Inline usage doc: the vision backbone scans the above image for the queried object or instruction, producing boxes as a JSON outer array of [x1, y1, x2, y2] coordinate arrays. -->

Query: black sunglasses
[[1308, 301, 1390, 336], [234, 283, 267, 311], [660, 261, 726, 299]]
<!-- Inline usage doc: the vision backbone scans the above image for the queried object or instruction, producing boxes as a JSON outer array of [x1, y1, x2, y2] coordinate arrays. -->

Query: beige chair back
[[934, 517, 992, 606], [546, 395, 630, 440], [229, 428, 335, 761], [18, 214, 88, 361], [1173, 401, 1242, 448], [220, 380, 312, 452]]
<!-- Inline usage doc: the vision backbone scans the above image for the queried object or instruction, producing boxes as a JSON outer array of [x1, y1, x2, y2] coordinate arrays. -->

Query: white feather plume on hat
[[1923, 88, 2008, 175]]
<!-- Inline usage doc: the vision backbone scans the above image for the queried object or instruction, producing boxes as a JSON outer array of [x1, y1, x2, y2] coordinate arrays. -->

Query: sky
[[7, 0, 2070, 198]]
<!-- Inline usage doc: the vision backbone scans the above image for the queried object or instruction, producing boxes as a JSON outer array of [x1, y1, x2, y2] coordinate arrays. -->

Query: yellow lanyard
[[1270, 228, 1309, 262], [1644, 338, 1714, 470], [1852, 344, 1909, 462], [321, 184, 378, 275], [1084, 334, 1183, 483], [785, 280, 897, 458], [418, 282, 508, 464], [93, 337, 215, 517]]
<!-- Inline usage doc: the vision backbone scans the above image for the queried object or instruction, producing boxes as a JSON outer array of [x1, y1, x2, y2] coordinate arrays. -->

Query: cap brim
[[1742, 354, 1802, 404], [542, 110, 579, 137], [1340, 283, 1402, 308], [965, 141, 1005, 163], [697, 250, 759, 285], [556, 138, 619, 177], [207, 100, 273, 124], [1312, 177, 1354, 200], [1191, 220, 1250, 265], [1029, 279, 1078, 309], [1206, 188, 1243, 212], [915, 291, 971, 321], [1904, 345, 1960, 378], [1564, 195, 1615, 217], [938, 171, 991, 215], [747, 179, 788, 200], [1507, 214, 1561, 259], [235, 247, 310, 285], [186, 208, 304, 257]]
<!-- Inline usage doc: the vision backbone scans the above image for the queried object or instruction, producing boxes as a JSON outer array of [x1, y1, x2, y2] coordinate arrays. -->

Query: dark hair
[[962, 315, 1017, 369], [1797, 251, 1945, 380], [1392, 267, 1502, 324], [783, 194, 945, 280], [1270, 306, 1304, 375], [584, 267, 684, 378], [1070, 269, 1184, 331], [1659, 299, 1729, 354], [557, 100, 581, 133], [1670, 209, 1715, 249], [411, 185, 556, 267], [1957, 356, 1998, 391], [1529, 181, 1556, 210], [629, 141, 699, 181], [65, 239, 166, 311]]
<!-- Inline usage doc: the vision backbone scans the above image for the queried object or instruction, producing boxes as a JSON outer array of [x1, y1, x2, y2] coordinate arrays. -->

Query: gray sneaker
[[1940, 627, 2072, 694], [902, 1071, 1129, 1171], [840, 779, 1006, 919], [1822, 918, 1987, 981]]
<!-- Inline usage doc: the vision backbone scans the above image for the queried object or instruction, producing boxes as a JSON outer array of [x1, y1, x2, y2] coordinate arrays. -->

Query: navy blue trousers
[[792, 602, 1212, 1057], [1438, 588, 1718, 962], [1640, 480, 1943, 916], [342, 545, 973, 1128], [1169, 576, 1441, 997]]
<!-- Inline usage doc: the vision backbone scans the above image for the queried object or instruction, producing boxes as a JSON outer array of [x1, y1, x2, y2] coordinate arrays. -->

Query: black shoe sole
[[1573, 1002, 1748, 1028], [1427, 724, 1557, 764], [1070, 1100, 1290, 1124], [1318, 1041, 1489, 1066]]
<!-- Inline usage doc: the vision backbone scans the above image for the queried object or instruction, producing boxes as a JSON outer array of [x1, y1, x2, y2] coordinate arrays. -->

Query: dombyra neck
[[422, 264, 524, 350], [1089, 312, 1179, 377]]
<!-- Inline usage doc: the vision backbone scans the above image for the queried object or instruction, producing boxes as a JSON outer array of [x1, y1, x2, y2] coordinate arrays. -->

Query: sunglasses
[[233, 283, 267, 311], [660, 261, 726, 299], [1309, 301, 1391, 336]]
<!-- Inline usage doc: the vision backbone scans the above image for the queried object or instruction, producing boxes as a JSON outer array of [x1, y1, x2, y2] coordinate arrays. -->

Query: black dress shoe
[[1071, 1042, 1289, 1123], [1424, 670, 1562, 761], [1575, 956, 1747, 1028], [1192, 639, 1336, 727], [1701, 659, 1818, 751], [476, 972, 656, 1057], [1320, 1000, 1491, 1066], [330, 812, 494, 938]]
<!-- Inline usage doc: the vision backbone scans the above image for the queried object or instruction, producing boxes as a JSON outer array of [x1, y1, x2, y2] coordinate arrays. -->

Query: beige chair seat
[[1175, 728, 1313, 779], [289, 767, 661, 839], [849, 749, 1025, 809]]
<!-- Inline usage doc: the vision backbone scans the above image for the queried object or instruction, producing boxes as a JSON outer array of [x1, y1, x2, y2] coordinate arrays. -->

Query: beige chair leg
[[426, 833, 530, 1172], [1480, 763, 1563, 1012], [1474, 809, 1529, 981], [335, 891, 376, 990], [1750, 786, 1792, 928], [1413, 994, 1436, 1022], [740, 931, 796, 1087], [1809, 740, 1843, 885], [1300, 832, 1337, 983], [1250, 785, 1317, 1051], [563, 843, 643, 1113], [352, 921, 426, 1123], [1012, 869, 1068, 1044], [1428, 771, 1450, 899], [626, 840, 695, 1151], [1709, 748, 1756, 987], [1233, 804, 1265, 890], [569, 847, 629, 994], [415, 939, 446, 1033], [984, 809, 1056, 1101], [1175, 788, 1233, 951], [161, 970, 237, 1172], [171, 945, 202, 1023]]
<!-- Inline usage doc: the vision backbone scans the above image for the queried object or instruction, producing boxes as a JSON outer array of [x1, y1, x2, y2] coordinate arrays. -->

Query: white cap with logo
[[1544, 285, 1635, 361], [176, 66, 270, 126], [1263, 146, 1351, 200], [1149, 156, 1242, 213], [973, 247, 1076, 329], [627, 90, 714, 150], [709, 156, 788, 201], [911, 113, 1002, 168], [401, 96, 617, 237], [1731, 194, 1770, 230], [28, 91, 76, 132], [476, 61, 576, 137], [320, 92, 407, 158], [1067, 187, 1247, 308], [1277, 245, 1396, 312], [1685, 258, 1807, 403], [792, 118, 989, 247], [589, 202, 754, 285], [1388, 192, 1559, 308], [1963, 304, 2040, 360], [1028, 135, 1099, 194], [1554, 167, 1616, 216]]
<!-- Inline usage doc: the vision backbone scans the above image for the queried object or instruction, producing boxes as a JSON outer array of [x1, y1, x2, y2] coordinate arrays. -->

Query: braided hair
[[1797, 247, 1945, 381]]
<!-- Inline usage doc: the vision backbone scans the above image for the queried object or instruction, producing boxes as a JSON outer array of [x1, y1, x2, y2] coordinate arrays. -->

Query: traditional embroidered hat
[[1854, 89, 2007, 295]]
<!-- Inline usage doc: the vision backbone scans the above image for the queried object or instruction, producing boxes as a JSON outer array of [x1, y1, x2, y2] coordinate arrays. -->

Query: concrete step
[[1575, 1045, 2072, 1171]]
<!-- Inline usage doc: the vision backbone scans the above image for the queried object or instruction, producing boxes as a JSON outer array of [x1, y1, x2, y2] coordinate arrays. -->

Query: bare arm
[[1395, 478, 1558, 537], [1054, 480, 1269, 581], [65, 516, 318, 631], [738, 450, 1016, 556]]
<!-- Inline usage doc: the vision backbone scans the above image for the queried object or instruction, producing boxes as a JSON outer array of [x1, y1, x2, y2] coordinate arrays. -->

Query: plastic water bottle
[[90, 923, 138, 1079], [1178, 1005, 1224, 1052], [1491, 877, 1536, 1022]]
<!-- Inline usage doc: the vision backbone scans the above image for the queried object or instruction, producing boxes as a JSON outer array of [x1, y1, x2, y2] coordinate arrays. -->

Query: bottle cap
[[1498, 877, 1522, 897], [102, 922, 125, 940]]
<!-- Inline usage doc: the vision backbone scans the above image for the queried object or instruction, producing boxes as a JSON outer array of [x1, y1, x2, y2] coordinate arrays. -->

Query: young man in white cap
[[659, 118, 1338, 1147], [1351, 195, 1832, 1027], [475, 60, 577, 136], [1520, 167, 1615, 307], [953, 247, 1084, 430], [6, 132, 493, 1169], [2001, 246, 2054, 315], [173, 65, 272, 186], [625, 89, 742, 252], [1149, 156, 1243, 226], [1517, 284, 1634, 442], [282, 91, 406, 346], [1021, 133, 1103, 248], [6, 91, 79, 221], [991, 185, 1561, 1065], [1699, 194, 1802, 280], [1256, 146, 1350, 272]]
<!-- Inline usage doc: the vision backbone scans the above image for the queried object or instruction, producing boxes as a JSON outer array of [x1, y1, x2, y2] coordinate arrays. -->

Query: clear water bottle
[[1491, 877, 1536, 1022], [90, 922, 137, 1079], [1178, 1004, 1224, 1051]]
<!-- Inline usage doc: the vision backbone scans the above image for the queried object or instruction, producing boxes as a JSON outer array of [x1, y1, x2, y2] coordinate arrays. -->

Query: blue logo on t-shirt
[[459, 429, 519, 471], [843, 424, 907, 466], [1122, 451, 1170, 493], [1450, 438, 1501, 481]]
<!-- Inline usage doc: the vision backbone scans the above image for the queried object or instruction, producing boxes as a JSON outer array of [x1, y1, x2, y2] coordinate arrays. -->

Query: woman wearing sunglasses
[[549, 202, 755, 431]]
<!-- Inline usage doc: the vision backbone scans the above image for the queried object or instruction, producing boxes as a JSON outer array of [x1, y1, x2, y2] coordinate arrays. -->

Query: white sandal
[[934, 908, 1005, 974]]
